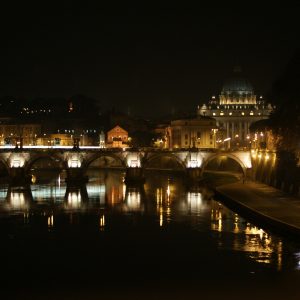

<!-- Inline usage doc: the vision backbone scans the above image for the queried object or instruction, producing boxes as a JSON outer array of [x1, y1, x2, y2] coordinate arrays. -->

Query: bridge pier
[[8, 167, 32, 189], [65, 186, 88, 205], [6, 185, 33, 207], [65, 168, 89, 203], [65, 168, 89, 189], [124, 167, 145, 186]]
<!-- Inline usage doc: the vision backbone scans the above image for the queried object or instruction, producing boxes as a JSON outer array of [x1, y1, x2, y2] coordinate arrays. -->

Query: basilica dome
[[221, 67, 254, 95]]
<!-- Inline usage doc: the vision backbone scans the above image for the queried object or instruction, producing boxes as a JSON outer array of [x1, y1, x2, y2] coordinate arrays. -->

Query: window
[[197, 132, 201, 138], [185, 134, 188, 140]]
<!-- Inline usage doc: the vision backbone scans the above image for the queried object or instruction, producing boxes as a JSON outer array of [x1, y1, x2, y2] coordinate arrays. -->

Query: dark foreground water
[[0, 169, 300, 299]]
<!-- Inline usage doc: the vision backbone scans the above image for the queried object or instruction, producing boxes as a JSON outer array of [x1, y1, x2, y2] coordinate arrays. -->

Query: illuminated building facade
[[0, 123, 41, 146], [107, 125, 129, 148], [197, 67, 273, 148], [170, 117, 217, 149]]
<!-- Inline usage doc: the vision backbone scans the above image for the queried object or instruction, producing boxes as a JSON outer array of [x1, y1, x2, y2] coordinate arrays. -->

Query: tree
[[270, 49, 300, 153]]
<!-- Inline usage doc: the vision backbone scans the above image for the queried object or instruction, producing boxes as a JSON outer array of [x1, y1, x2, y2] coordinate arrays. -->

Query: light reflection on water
[[0, 169, 299, 273]]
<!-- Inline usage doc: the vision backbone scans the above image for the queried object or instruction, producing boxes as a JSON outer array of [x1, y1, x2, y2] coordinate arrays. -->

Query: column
[[226, 122, 230, 138], [239, 122, 242, 140]]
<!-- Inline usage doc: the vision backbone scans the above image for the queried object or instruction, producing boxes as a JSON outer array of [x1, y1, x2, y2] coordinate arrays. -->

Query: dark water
[[0, 169, 300, 299]]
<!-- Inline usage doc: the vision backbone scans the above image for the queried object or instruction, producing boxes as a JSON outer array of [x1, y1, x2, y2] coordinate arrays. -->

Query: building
[[0, 123, 41, 146], [106, 125, 129, 148], [153, 124, 171, 148], [197, 67, 273, 149], [170, 117, 217, 149]]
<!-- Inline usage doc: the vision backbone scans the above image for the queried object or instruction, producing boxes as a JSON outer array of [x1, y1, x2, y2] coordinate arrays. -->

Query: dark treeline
[[252, 49, 300, 194]]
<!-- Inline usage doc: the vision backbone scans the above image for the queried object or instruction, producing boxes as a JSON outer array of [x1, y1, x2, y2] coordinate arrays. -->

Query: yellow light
[[31, 175, 36, 184], [100, 215, 105, 229], [167, 184, 170, 198], [48, 215, 54, 227], [265, 154, 269, 160], [159, 208, 163, 227]]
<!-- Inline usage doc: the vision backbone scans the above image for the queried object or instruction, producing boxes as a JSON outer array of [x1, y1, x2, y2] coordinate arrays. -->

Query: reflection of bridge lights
[[210, 208, 223, 232], [159, 207, 163, 227], [58, 174, 61, 188], [294, 252, 300, 270], [277, 241, 283, 271], [156, 188, 163, 204], [99, 214, 105, 230], [122, 184, 126, 199], [187, 192, 203, 213], [48, 214, 54, 227], [127, 191, 141, 210], [166, 206, 171, 222], [67, 192, 81, 208], [245, 225, 265, 240], [10, 192, 25, 209], [233, 214, 240, 233], [32, 186, 66, 199], [107, 186, 123, 206]]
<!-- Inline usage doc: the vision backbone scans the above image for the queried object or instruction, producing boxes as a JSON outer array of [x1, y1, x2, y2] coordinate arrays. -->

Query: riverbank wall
[[214, 182, 300, 238]]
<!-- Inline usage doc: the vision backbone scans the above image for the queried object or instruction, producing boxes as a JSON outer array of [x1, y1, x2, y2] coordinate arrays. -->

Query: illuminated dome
[[221, 67, 254, 95], [218, 67, 256, 105]]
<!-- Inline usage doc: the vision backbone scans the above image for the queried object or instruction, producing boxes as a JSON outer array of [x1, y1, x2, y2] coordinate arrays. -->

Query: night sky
[[0, 2, 299, 117]]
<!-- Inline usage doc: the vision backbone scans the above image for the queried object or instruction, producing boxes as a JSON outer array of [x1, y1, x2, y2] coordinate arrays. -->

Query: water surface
[[0, 170, 299, 298]]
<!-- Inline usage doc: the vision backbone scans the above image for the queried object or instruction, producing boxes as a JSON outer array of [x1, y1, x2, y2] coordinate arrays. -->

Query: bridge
[[0, 145, 252, 188]]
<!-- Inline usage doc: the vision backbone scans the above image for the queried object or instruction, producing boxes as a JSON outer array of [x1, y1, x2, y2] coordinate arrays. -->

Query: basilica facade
[[197, 67, 273, 149]]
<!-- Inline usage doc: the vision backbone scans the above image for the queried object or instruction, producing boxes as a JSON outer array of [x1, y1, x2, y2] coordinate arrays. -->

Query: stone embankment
[[215, 181, 300, 237]]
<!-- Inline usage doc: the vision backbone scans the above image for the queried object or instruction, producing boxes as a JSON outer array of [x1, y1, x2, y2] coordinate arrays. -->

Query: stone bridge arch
[[143, 152, 186, 170], [201, 152, 248, 177], [81, 152, 126, 172], [0, 157, 10, 175], [24, 152, 66, 173]]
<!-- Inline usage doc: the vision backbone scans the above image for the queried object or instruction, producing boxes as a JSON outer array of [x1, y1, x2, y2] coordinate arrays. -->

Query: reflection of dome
[[221, 67, 254, 95]]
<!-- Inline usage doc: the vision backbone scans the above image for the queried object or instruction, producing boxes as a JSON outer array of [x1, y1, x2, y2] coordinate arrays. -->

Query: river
[[0, 169, 299, 299]]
